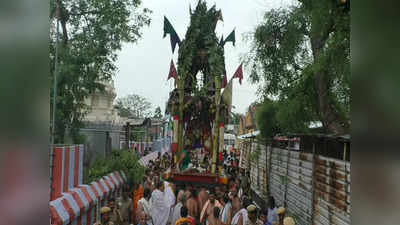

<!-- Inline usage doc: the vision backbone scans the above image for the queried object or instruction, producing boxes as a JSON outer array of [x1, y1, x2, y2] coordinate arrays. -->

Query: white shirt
[[151, 189, 170, 225], [169, 202, 183, 225], [267, 207, 278, 225]]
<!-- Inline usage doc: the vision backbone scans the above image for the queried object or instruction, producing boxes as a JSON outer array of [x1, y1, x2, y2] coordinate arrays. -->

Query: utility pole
[[51, 0, 60, 146], [50, 0, 60, 201]]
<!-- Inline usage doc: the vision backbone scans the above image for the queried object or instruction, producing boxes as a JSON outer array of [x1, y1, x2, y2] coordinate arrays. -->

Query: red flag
[[233, 63, 243, 85], [222, 74, 227, 88], [167, 59, 178, 80]]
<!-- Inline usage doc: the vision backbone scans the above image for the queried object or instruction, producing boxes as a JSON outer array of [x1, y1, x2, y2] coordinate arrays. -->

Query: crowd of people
[[94, 151, 296, 225]]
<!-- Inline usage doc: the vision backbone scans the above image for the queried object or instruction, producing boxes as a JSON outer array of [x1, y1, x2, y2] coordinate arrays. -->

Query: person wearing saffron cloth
[[200, 189, 222, 225], [133, 182, 145, 224]]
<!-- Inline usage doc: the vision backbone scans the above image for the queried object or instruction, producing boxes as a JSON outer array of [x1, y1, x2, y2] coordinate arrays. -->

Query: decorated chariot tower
[[164, 1, 243, 174]]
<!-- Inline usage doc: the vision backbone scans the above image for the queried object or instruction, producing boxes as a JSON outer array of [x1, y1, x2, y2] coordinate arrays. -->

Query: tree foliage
[[256, 99, 280, 139], [229, 111, 242, 125], [256, 98, 312, 140], [247, 0, 350, 134], [88, 149, 145, 188], [115, 94, 152, 118], [50, 0, 151, 143], [153, 106, 163, 118]]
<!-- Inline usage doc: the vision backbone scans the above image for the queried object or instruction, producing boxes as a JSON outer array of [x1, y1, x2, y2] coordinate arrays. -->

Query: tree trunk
[[311, 38, 347, 134]]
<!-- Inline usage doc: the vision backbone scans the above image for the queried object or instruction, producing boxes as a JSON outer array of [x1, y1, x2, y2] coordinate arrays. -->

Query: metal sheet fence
[[244, 142, 350, 225]]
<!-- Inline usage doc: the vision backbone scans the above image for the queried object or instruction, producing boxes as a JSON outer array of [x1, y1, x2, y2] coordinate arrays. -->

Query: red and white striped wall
[[51, 145, 84, 200], [50, 171, 127, 225], [50, 144, 127, 225]]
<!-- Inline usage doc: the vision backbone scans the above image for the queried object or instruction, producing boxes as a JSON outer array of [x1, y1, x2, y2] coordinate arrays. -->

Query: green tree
[[153, 106, 163, 118], [88, 149, 145, 188], [247, 0, 350, 134], [256, 99, 280, 139], [256, 97, 311, 140], [115, 94, 152, 118], [50, 0, 151, 143]]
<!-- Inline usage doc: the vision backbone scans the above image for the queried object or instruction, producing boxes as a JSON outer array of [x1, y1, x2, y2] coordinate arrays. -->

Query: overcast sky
[[115, 0, 293, 114]]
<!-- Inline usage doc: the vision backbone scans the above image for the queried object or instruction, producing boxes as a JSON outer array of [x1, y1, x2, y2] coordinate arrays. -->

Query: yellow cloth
[[277, 207, 285, 215], [101, 207, 111, 214], [283, 217, 295, 225], [175, 217, 192, 225], [246, 204, 257, 213]]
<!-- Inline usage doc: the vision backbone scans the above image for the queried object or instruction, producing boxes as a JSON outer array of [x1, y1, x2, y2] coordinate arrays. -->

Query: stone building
[[80, 80, 126, 160]]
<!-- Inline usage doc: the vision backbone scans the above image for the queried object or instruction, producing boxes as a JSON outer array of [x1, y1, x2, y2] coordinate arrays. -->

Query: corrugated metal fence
[[240, 136, 350, 225]]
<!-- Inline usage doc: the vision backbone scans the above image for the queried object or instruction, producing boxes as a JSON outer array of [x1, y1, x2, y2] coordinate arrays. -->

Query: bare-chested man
[[198, 187, 209, 215], [215, 186, 223, 200], [186, 188, 199, 219], [230, 187, 241, 216], [200, 191, 222, 225], [184, 185, 191, 200]]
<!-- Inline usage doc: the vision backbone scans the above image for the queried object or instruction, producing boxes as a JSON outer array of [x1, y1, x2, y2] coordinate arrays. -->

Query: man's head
[[138, 211, 146, 224], [222, 194, 230, 204], [190, 188, 196, 198], [108, 198, 115, 211], [144, 188, 151, 200], [100, 206, 111, 222], [180, 205, 188, 218], [209, 189, 216, 204], [215, 186, 222, 197], [242, 196, 251, 209], [247, 204, 257, 222], [156, 180, 164, 192], [268, 196, 276, 209], [230, 187, 237, 197], [177, 190, 185, 203], [235, 179, 240, 187]]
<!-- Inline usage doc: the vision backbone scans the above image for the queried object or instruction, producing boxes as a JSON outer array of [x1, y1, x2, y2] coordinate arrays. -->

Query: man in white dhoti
[[169, 190, 185, 225], [163, 180, 176, 208], [151, 181, 170, 225]]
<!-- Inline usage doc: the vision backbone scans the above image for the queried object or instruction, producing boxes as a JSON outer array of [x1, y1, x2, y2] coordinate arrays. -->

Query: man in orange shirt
[[132, 182, 144, 224]]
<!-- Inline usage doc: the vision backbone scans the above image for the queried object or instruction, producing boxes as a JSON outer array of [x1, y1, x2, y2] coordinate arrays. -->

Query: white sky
[[115, 0, 293, 114]]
